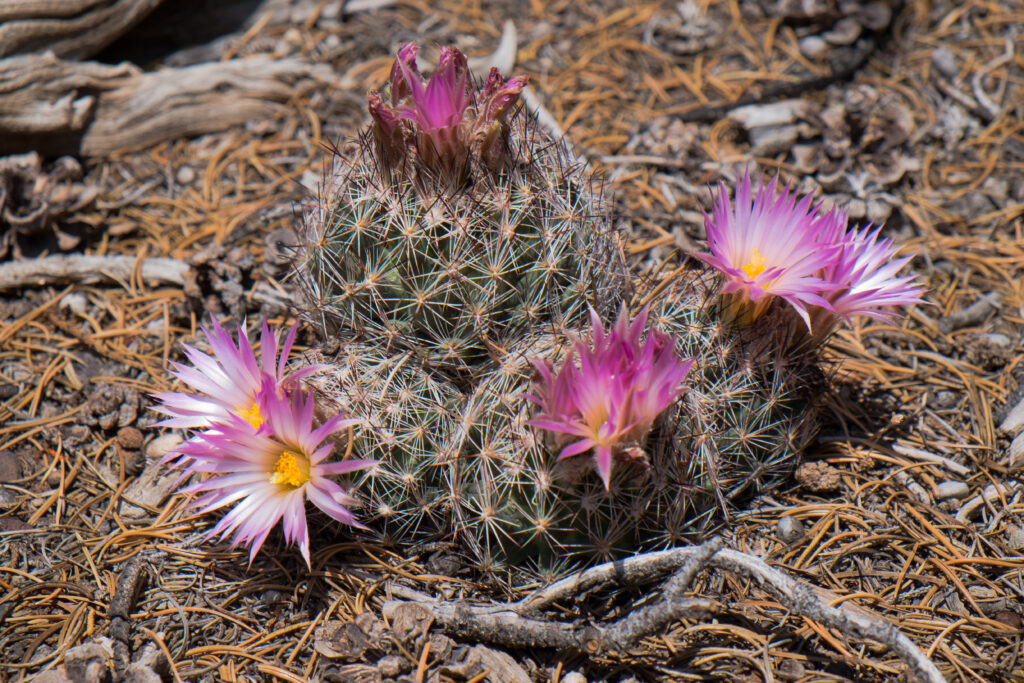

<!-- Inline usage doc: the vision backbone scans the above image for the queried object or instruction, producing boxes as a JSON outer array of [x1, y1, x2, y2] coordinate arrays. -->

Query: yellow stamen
[[235, 401, 262, 429], [741, 249, 767, 279], [269, 451, 309, 488]]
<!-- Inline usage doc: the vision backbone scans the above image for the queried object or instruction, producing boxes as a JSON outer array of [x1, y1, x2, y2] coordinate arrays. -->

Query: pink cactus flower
[[529, 307, 693, 490], [166, 379, 375, 567], [694, 171, 841, 329], [811, 222, 924, 332], [398, 46, 472, 146], [367, 43, 528, 179], [153, 319, 317, 432]]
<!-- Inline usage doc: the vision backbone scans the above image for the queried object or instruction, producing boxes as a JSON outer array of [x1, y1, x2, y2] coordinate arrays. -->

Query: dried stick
[[0, 253, 292, 307], [0, 254, 186, 288], [383, 540, 945, 683]]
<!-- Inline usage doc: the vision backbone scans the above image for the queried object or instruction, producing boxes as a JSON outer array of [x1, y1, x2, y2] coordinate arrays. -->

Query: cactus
[[434, 285, 820, 575], [296, 45, 624, 376], [290, 45, 839, 579], [306, 344, 460, 544]]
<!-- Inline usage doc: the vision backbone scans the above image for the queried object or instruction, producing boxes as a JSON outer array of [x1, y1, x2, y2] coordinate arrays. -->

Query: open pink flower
[[812, 222, 924, 331], [694, 171, 840, 328], [528, 307, 693, 489], [153, 318, 316, 432], [165, 379, 375, 567]]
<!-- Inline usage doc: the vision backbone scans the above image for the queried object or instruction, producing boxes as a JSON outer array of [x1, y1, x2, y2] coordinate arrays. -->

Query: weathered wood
[[0, 52, 138, 135], [0, 0, 164, 60], [0, 52, 336, 156]]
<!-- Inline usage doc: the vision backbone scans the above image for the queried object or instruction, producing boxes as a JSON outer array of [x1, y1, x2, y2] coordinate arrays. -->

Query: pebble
[[866, 197, 893, 223], [933, 390, 958, 409], [175, 165, 195, 185], [931, 47, 959, 79], [799, 36, 828, 59], [60, 292, 88, 316], [145, 433, 183, 460], [984, 333, 1012, 348], [823, 17, 861, 46], [561, 674, 587, 683], [935, 481, 970, 500], [776, 515, 806, 544], [116, 427, 144, 451]]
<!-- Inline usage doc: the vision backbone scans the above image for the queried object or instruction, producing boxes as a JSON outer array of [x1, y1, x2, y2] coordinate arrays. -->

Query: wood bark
[[0, 52, 336, 156], [0, 0, 164, 60]]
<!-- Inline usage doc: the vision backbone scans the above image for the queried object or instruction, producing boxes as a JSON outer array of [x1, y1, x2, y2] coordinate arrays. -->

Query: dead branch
[[0, 254, 186, 288], [384, 540, 946, 683], [0, 0, 164, 60], [0, 254, 292, 309], [0, 53, 336, 156]]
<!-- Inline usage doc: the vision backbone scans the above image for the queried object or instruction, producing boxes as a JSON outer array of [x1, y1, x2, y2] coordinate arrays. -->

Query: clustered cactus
[[156, 44, 923, 575]]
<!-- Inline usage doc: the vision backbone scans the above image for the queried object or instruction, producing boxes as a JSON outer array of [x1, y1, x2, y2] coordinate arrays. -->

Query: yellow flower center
[[269, 451, 309, 488], [741, 249, 767, 279], [235, 401, 262, 429]]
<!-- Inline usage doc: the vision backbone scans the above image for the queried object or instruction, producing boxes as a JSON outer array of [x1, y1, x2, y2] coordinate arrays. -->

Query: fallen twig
[[384, 540, 946, 683], [0, 254, 186, 288], [0, 253, 293, 308]]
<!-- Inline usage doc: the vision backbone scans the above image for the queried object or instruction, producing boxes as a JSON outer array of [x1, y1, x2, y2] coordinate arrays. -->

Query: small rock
[[175, 165, 195, 185], [116, 427, 144, 451], [823, 17, 861, 45], [985, 333, 1012, 348], [931, 47, 958, 79], [934, 481, 970, 500], [794, 461, 841, 494], [0, 450, 21, 482], [933, 390, 958, 409], [776, 515, 806, 544], [60, 292, 88, 316], [866, 197, 893, 223], [799, 35, 828, 59], [845, 197, 867, 219], [146, 433, 183, 460], [562, 673, 588, 683]]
